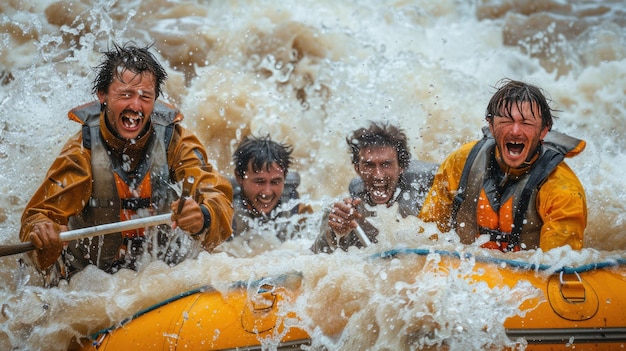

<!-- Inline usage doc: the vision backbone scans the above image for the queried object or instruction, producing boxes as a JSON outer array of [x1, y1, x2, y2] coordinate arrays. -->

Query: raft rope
[[371, 248, 626, 274]]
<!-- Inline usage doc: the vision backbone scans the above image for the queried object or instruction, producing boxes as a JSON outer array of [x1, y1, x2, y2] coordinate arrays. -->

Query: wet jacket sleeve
[[418, 142, 475, 232], [167, 125, 233, 251], [19, 132, 93, 269], [536, 162, 586, 251]]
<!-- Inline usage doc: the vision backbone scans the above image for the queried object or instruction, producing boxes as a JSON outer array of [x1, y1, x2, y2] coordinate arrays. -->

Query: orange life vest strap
[[114, 173, 153, 238]]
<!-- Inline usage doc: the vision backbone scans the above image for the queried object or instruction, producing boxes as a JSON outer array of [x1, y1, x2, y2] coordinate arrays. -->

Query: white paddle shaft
[[59, 213, 172, 241]]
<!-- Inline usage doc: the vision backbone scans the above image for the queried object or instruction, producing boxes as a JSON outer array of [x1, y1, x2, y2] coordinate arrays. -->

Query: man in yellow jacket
[[419, 79, 586, 252], [20, 42, 233, 283]]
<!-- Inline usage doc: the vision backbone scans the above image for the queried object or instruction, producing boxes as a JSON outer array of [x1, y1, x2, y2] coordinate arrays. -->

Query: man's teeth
[[123, 116, 142, 128], [507, 142, 524, 156], [372, 189, 387, 198], [257, 196, 272, 204]]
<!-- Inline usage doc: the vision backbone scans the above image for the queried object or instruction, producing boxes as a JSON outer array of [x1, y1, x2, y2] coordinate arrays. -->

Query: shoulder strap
[[452, 129, 491, 222], [508, 146, 565, 248], [82, 124, 92, 149], [70, 101, 101, 149]]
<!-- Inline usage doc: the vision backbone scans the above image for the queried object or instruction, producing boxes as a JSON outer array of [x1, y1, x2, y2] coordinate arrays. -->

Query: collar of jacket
[[99, 112, 154, 171]]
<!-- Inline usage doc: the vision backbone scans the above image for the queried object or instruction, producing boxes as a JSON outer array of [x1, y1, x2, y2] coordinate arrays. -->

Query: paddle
[[355, 224, 372, 247], [0, 213, 172, 258]]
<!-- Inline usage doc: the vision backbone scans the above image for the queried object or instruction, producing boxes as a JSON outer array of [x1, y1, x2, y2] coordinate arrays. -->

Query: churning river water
[[1, 1, 625, 350]]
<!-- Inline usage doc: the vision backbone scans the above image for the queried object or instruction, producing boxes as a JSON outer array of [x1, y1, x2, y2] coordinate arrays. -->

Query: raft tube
[[80, 249, 626, 350], [378, 249, 626, 350], [80, 272, 309, 350]]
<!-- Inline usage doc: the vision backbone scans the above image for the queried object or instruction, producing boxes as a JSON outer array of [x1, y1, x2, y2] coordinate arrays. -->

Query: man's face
[[355, 146, 403, 205], [489, 101, 549, 169], [237, 161, 286, 215], [97, 69, 156, 140]]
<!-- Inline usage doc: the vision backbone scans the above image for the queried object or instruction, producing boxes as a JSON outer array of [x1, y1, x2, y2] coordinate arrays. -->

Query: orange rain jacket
[[419, 130, 587, 252], [20, 101, 233, 272]]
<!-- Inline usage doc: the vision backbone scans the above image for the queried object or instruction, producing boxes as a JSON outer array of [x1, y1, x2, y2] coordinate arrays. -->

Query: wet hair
[[347, 122, 411, 170], [485, 79, 558, 131], [92, 42, 167, 99], [233, 135, 293, 178]]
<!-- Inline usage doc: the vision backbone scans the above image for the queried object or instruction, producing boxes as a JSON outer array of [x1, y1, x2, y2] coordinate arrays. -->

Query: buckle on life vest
[[479, 228, 521, 252], [121, 197, 151, 210], [480, 240, 521, 252]]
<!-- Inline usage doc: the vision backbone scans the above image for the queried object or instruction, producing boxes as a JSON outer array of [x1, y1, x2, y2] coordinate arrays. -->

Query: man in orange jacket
[[20, 42, 233, 283], [419, 79, 586, 252]]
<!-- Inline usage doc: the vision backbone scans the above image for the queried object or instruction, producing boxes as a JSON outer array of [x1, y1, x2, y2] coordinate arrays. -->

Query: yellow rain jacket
[[419, 128, 586, 252], [20, 101, 233, 272]]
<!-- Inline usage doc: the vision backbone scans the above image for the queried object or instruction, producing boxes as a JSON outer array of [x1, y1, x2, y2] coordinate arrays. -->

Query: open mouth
[[122, 112, 144, 129], [369, 184, 390, 203], [506, 141, 525, 156], [256, 195, 274, 207]]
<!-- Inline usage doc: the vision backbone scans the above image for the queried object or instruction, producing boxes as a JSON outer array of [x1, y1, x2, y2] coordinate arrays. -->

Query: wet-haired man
[[419, 79, 586, 252], [312, 122, 436, 253], [20, 42, 233, 284], [230, 134, 312, 242]]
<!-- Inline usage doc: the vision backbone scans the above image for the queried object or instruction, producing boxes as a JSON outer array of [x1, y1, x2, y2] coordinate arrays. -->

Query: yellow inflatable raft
[[81, 273, 310, 350], [80, 249, 626, 350]]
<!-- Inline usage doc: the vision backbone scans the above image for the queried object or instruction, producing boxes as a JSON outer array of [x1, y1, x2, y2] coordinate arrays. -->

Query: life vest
[[452, 127, 582, 251], [63, 101, 179, 275]]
